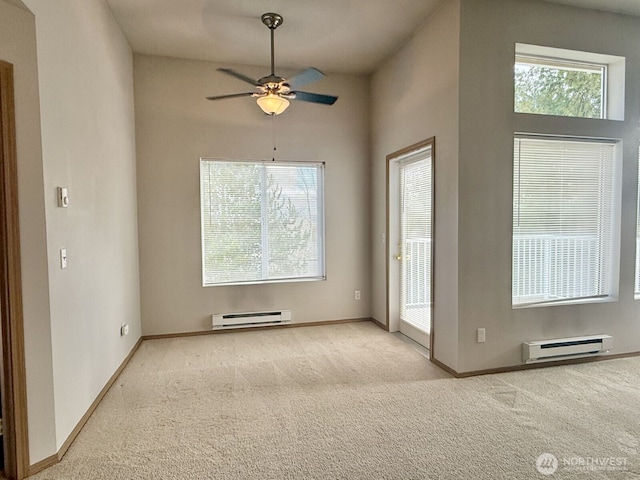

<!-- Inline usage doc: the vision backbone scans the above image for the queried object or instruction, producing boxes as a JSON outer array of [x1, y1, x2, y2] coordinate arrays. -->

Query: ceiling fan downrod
[[261, 13, 283, 77]]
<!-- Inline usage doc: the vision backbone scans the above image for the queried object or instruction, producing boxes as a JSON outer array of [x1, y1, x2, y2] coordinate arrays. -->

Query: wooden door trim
[[0, 59, 30, 480]]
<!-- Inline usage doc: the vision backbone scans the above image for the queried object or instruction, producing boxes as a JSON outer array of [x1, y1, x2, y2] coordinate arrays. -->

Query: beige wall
[[0, 0, 57, 464], [23, 0, 141, 450], [371, 0, 640, 374], [457, 0, 640, 372], [7, 0, 640, 464], [134, 54, 371, 335], [371, 0, 461, 370]]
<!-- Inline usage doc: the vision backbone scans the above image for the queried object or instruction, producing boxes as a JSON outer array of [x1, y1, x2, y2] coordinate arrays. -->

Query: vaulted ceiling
[[104, 0, 640, 74]]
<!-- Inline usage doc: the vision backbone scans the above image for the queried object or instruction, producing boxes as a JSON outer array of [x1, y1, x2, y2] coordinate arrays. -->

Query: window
[[515, 55, 605, 119], [200, 159, 325, 286], [512, 135, 620, 307], [514, 44, 625, 120]]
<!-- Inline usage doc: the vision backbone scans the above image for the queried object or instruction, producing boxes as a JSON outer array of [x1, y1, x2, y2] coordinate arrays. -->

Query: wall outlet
[[477, 328, 486, 343], [120, 323, 129, 336], [60, 248, 67, 269], [355, 290, 361, 300]]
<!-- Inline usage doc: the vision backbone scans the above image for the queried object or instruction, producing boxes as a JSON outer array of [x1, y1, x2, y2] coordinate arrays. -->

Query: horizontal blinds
[[200, 159, 324, 286], [399, 150, 433, 333], [513, 136, 617, 306]]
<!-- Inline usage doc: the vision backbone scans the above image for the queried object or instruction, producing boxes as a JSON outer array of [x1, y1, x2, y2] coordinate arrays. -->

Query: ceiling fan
[[206, 12, 338, 115]]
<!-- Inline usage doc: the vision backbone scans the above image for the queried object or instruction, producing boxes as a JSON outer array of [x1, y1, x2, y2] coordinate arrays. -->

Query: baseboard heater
[[522, 334, 613, 364], [212, 310, 292, 330]]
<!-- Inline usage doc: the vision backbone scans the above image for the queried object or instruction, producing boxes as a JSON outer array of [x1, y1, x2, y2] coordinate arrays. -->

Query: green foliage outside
[[267, 172, 312, 277], [514, 63, 603, 119], [202, 162, 262, 284], [201, 162, 316, 285]]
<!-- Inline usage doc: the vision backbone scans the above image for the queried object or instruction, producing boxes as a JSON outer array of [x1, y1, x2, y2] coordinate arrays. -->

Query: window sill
[[512, 295, 617, 309], [203, 276, 326, 288]]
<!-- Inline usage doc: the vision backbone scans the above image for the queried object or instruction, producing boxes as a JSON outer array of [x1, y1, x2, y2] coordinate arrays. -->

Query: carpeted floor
[[30, 321, 640, 479]]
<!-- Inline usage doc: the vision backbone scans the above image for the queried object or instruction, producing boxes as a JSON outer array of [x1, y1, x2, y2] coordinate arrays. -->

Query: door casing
[[386, 137, 436, 354], [0, 59, 31, 480]]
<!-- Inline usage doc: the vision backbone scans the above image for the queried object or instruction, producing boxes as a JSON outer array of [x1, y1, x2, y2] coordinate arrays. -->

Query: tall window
[[200, 159, 325, 286], [512, 136, 619, 307]]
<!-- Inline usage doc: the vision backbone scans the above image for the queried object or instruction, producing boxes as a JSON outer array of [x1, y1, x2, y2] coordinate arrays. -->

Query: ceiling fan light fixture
[[256, 93, 290, 115]]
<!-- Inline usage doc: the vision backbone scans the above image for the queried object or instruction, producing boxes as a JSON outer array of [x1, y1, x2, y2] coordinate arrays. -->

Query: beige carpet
[[30, 321, 640, 479]]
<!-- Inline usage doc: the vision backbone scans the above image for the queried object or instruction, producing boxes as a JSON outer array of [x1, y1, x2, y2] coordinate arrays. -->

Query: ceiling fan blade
[[286, 67, 325, 90], [206, 92, 256, 101], [291, 91, 338, 105], [217, 68, 260, 86]]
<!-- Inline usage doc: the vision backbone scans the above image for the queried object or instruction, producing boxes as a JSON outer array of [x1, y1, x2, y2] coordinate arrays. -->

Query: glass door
[[398, 151, 432, 348]]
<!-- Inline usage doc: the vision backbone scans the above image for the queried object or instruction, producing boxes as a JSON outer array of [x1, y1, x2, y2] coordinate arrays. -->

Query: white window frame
[[515, 43, 625, 121], [200, 158, 326, 287], [515, 54, 607, 119], [512, 134, 622, 308]]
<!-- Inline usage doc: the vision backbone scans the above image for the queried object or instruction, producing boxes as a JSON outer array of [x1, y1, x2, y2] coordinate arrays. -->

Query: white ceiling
[[547, 0, 640, 17], [104, 0, 640, 75], [104, 0, 447, 74]]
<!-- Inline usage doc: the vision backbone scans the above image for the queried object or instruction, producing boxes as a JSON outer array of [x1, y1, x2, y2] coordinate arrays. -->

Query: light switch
[[58, 187, 69, 208], [60, 248, 67, 269]]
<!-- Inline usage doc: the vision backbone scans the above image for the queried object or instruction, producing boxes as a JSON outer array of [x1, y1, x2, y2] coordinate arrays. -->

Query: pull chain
[[271, 113, 277, 161]]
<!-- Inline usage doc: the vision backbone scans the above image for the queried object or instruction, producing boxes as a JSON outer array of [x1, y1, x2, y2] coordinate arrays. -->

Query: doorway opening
[[386, 138, 434, 351]]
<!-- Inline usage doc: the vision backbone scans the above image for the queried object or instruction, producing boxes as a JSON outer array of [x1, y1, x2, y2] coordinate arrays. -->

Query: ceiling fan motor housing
[[261, 13, 283, 30], [258, 74, 286, 86]]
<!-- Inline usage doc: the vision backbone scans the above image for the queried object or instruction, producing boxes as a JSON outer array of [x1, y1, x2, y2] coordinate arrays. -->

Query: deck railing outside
[[513, 234, 600, 302]]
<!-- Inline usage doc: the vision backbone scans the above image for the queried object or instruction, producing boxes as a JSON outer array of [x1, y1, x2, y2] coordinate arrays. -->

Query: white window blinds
[[200, 159, 325, 286], [399, 150, 433, 334], [513, 136, 618, 307]]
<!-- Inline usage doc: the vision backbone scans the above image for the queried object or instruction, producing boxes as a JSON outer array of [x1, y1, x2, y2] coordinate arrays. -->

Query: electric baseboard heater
[[212, 310, 292, 330], [522, 334, 612, 364]]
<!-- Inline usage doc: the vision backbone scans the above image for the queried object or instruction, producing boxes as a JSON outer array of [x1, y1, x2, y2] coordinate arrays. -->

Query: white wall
[[134, 54, 371, 335], [371, 0, 461, 370], [457, 0, 640, 372], [0, 0, 56, 464], [23, 0, 141, 450]]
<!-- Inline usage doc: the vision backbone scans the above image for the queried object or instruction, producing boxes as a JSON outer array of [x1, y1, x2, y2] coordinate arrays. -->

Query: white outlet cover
[[477, 328, 486, 343]]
